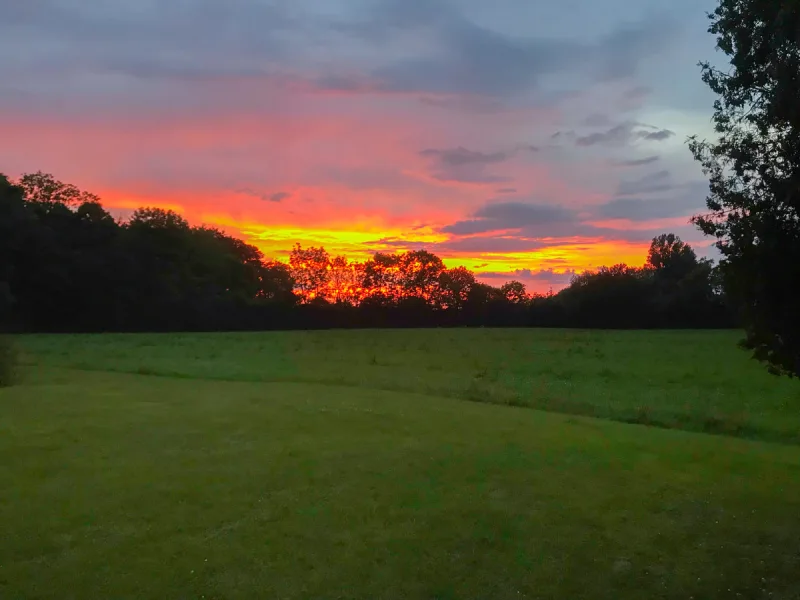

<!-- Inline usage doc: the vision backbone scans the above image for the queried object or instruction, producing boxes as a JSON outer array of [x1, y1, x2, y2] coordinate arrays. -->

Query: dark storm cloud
[[575, 121, 675, 147], [441, 201, 575, 235]]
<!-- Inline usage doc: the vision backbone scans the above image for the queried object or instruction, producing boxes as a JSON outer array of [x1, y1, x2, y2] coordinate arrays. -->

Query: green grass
[[17, 329, 800, 443], [2, 330, 800, 598]]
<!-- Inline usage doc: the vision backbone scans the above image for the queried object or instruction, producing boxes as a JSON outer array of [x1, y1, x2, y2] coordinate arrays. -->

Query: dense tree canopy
[[1, 171, 732, 333], [690, 0, 800, 376]]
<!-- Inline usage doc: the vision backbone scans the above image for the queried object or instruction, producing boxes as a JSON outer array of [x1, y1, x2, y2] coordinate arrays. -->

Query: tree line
[[0, 171, 733, 333]]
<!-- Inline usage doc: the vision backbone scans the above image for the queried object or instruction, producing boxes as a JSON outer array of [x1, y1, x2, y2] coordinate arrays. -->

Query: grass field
[[3, 329, 800, 598]]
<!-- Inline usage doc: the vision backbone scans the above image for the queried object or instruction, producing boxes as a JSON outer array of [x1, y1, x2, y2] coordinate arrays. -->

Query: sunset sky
[[1, 0, 722, 291]]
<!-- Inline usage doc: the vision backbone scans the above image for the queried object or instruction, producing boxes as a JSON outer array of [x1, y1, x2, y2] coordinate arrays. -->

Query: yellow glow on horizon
[[101, 196, 653, 284]]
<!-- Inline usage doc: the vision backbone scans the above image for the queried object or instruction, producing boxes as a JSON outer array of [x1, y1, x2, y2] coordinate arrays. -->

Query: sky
[[0, 0, 723, 292]]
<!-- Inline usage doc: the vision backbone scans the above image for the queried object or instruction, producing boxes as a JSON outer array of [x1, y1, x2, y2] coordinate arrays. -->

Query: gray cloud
[[438, 236, 556, 253], [320, 165, 426, 191], [576, 123, 635, 147], [441, 201, 575, 235], [347, 0, 677, 97], [0, 0, 296, 81], [617, 169, 672, 195], [582, 113, 611, 127], [0, 0, 685, 125], [365, 235, 556, 254], [575, 121, 675, 147], [479, 268, 578, 286], [495, 187, 518, 194], [596, 197, 688, 221], [237, 187, 290, 202], [624, 85, 652, 100], [417, 95, 504, 113], [420, 146, 513, 184], [615, 155, 660, 167], [420, 147, 509, 167], [432, 172, 513, 184], [641, 129, 674, 141], [268, 191, 291, 202], [597, 181, 709, 220]]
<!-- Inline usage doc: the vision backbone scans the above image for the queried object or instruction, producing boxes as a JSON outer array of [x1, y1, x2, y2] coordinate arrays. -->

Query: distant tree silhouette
[[0, 171, 735, 333], [500, 280, 529, 304]]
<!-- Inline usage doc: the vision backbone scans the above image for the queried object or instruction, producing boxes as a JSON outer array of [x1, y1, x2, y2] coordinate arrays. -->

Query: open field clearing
[[2, 330, 799, 598], [16, 329, 800, 443]]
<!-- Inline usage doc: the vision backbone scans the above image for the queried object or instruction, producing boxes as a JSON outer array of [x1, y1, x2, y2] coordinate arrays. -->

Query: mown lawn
[[1, 330, 799, 598]]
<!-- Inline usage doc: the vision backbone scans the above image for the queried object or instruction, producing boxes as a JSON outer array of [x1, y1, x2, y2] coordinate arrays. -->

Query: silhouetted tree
[[690, 0, 800, 376], [647, 234, 698, 281], [0, 175, 29, 328], [438, 266, 476, 310], [19, 171, 100, 209], [398, 250, 445, 300], [289, 244, 331, 302], [259, 261, 296, 303], [500, 280, 529, 304]]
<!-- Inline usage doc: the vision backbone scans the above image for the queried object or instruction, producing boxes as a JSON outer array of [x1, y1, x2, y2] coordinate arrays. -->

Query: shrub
[[0, 336, 19, 387]]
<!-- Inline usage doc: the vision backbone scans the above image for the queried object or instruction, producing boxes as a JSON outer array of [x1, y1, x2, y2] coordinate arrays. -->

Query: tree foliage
[[0, 335, 18, 387], [690, 0, 800, 376]]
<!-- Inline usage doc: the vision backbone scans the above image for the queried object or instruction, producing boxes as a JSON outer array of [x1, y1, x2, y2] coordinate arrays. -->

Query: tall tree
[[689, 1, 800, 376], [328, 255, 359, 304], [361, 252, 404, 303], [437, 266, 476, 310], [289, 244, 331, 301], [398, 250, 445, 300], [647, 234, 698, 281]]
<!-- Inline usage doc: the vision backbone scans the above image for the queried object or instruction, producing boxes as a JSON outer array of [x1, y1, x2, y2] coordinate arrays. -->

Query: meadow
[[2, 329, 800, 598]]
